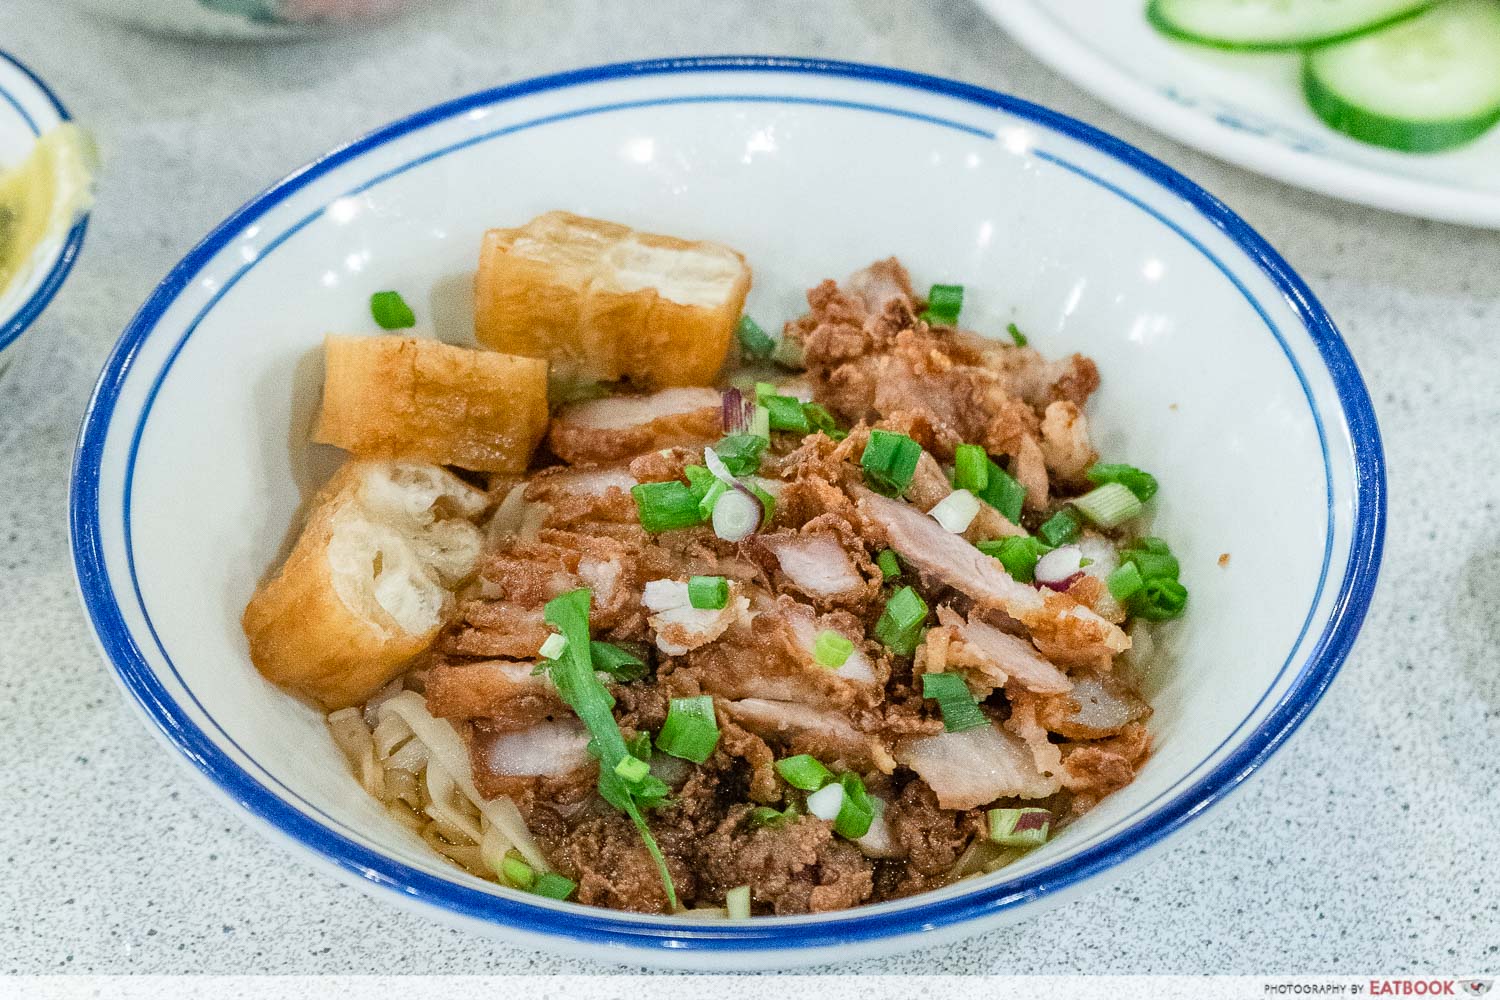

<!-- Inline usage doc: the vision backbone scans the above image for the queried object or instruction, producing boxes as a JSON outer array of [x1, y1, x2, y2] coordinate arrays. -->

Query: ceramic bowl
[[0, 49, 88, 373], [70, 56, 1385, 969]]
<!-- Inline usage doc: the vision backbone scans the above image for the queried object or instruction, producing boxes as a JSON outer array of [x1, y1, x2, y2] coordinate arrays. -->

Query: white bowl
[[0, 49, 88, 372], [70, 57, 1385, 969]]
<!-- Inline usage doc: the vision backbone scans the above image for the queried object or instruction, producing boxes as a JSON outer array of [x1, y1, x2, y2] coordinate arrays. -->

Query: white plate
[[984, 1, 1500, 228], [70, 57, 1384, 968]]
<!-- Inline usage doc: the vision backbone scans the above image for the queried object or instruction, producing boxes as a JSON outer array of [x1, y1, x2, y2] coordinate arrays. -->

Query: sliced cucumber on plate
[[1304, 0, 1500, 152], [1147, 0, 1438, 50]]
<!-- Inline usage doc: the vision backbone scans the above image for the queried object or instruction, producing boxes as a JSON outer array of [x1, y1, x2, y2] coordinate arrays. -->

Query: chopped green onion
[[697, 479, 729, 519], [1072, 482, 1144, 529], [921, 672, 987, 733], [590, 640, 648, 681], [500, 851, 535, 889], [1117, 539, 1187, 620], [763, 393, 810, 433], [953, 444, 990, 493], [537, 633, 567, 660], [542, 589, 675, 907], [369, 290, 415, 330], [532, 872, 577, 901], [750, 404, 770, 440], [1125, 549, 1180, 582], [614, 755, 651, 784], [1106, 561, 1145, 601], [748, 804, 798, 828], [682, 464, 716, 498], [802, 402, 846, 441], [688, 575, 729, 610], [736, 315, 775, 361], [874, 585, 928, 656], [775, 754, 833, 791], [1087, 463, 1158, 503], [833, 772, 875, 839], [977, 459, 1026, 524], [624, 730, 653, 761], [1134, 578, 1189, 621], [725, 884, 752, 919], [714, 434, 768, 476], [754, 381, 777, 400], [1038, 508, 1082, 547], [987, 807, 1051, 848], [876, 549, 901, 580], [1006, 322, 1028, 347], [978, 535, 1050, 583], [1136, 536, 1171, 554], [812, 629, 854, 668], [921, 283, 964, 326], [861, 429, 923, 497], [631, 480, 705, 533], [656, 695, 720, 764]]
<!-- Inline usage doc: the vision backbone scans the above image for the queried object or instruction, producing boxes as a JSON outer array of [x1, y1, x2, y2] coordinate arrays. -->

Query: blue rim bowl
[[69, 56, 1385, 963]]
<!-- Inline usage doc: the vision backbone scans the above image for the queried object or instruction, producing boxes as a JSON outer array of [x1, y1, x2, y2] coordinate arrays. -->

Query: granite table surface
[[1, 0, 1495, 977]]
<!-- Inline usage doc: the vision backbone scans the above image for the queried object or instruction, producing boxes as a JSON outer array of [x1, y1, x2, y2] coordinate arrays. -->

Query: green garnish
[[876, 549, 902, 580], [921, 671, 987, 733], [631, 480, 705, 533], [1038, 508, 1082, 547], [1086, 463, 1159, 503], [987, 807, 1051, 848], [874, 585, 928, 656], [590, 640, 648, 681], [953, 444, 990, 494], [977, 458, 1026, 524], [977, 535, 1050, 583], [921, 283, 964, 326], [736, 315, 776, 361], [1006, 322, 1028, 347], [802, 402, 847, 441], [714, 434, 769, 476], [1114, 538, 1189, 621], [369, 290, 416, 330], [812, 629, 854, 668], [532, 872, 578, 901], [1072, 482, 1145, 529], [774, 754, 834, 791], [688, 575, 729, 610], [656, 695, 721, 764], [833, 772, 875, 839], [861, 429, 923, 497]]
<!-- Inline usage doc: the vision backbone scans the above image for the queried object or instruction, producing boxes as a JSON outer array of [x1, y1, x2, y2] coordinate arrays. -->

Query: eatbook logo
[[1461, 982, 1493, 997]]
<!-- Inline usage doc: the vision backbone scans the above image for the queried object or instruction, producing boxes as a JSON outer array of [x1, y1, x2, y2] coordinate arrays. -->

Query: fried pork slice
[[932, 607, 1072, 696], [642, 578, 751, 655], [423, 659, 565, 726], [722, 698, 896, 774], [1038, 399, 1097, 484], [312, 335, 548, 473], [756, 528, 876, 607], [904, 450, 1026, 542], [894, 722, 1060, 810], [852, 486, 1129, 669], [521, 464, 639, 526], [1033, 670, 1151, 739], [474, 211, 751, 389], [242, 460, 487, 709], [467, 717, 598, 801], [1059, 722, 1152, 809], [547, 386, 724, 464]]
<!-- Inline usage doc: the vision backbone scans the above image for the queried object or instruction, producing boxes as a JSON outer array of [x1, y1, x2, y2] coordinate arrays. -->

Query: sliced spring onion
[[929, 488, 981, 534], [1072, 482, 1144, 528], [1124, 548, 1180, 583], [812, 629, 854, 668], [1006, 322, 1028, 347], [725, 884, 752, 919], [500, 851, 536, 890], [763, 393, 810, 433], [542, 588, 676, 908], [921, 671, 988, 733], [978, 535, 1049, 583], [631, 481, 705, 533], [697, 479, 729, 519], [614, 755, 651, 784], [876, 549, 901, 580], [714, 434, 768, 476], [656, 695, 720, 764], [625, 731, 653, 761], [953, 444, 990, 493], [750, 404, 770, 440], [711, 487, 761, 542], [775, 754, 833, 791], [703, 445, 737, 485], [833, 772, 875, 839], [682, 464, 715, 498], [736, 315, 776, 361], [1106, 561, 1145, 601], [805, 781, 845, 821], [1038, 508, 1082, 547], [532, 872, 578, 901], [748, 804, 798, 828], [921, 283, 964, 326], [874, 585, 928, 656], [861, 429, 923, 497], [537, 633, 567, 660], [802, 402, 846, 441], [369, 290, 415, 329], [1086, 462, 1159, 502], [987, 807, 1051, 849], [1135, 578, 1189, 621], [688, 575, 729, 610], [977, 459, 1027, 524]]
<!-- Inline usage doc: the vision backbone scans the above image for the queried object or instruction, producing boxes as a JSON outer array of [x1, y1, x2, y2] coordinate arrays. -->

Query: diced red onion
[[721, 388, 753, 435], [712, 488, 761, 542], [1035, 544, 1084, 586], [1039, 571, 1084, 592]]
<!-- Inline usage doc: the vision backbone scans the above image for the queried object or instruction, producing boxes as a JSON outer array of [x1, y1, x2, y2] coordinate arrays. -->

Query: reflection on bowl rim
[[0, 48, 90, 359], [68, 56, 1386, 960]]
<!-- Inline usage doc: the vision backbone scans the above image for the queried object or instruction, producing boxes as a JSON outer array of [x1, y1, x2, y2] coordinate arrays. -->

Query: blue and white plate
[[69, 57, 1385, 969], [0, 50, 89, 370]]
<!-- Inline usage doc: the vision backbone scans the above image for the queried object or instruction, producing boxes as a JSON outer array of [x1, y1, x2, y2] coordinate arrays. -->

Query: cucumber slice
[[1147, 0, 1437, 51], [1304, 0, 1500, 153]]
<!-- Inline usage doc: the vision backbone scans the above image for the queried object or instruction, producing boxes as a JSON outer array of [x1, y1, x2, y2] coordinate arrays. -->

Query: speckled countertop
[[1, 0, 1496, 977]]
